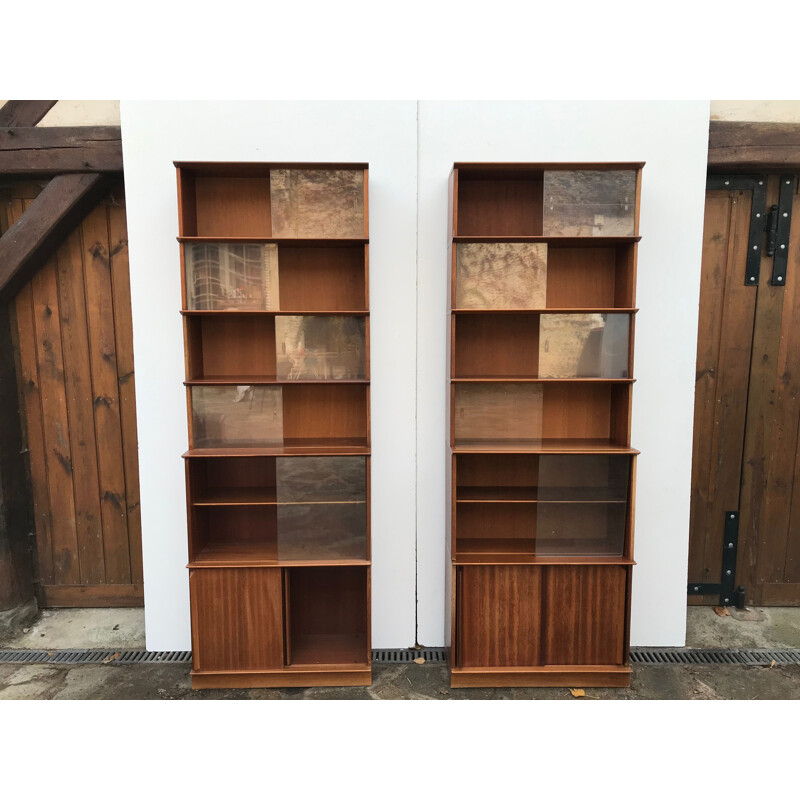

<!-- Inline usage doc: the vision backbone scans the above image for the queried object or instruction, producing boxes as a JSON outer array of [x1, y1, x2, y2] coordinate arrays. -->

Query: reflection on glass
[[276, 456, 366, 502], [538, 314, 629, 378], [277, 457, 366, 560], [277, 503, 367, 560], [542, 170, 636, 236], [536, 454, 630, 501], [275, 316, 366, 380], [185, 243, 279, 310], [454, 383, 543, 444], [191, 386, 283, 448], [455, 243, 547, 309], [270, 169, 364, 238], [535, 503, 627, 556]]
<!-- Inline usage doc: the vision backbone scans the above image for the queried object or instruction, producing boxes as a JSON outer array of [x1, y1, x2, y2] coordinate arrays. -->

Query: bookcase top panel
[[453, 162, 645, 173], [175, 162, 369, 174]]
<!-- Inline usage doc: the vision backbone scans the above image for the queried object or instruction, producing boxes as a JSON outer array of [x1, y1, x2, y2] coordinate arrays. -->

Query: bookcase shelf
[[179, 162, 371, 688], [447, 162, 642, 688]]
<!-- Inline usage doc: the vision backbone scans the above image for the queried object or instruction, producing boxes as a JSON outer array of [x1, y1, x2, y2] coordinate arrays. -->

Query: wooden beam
[[0, 126, 122, 174], [0, 101, 57, 128], [0, 173, 111, 298], [709, 121, 800, 170]]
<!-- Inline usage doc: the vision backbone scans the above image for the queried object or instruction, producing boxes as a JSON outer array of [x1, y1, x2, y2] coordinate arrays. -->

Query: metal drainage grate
[[630, 647, 800, 666], [0, 649, 192, 665], [372, 648, 447, 664]]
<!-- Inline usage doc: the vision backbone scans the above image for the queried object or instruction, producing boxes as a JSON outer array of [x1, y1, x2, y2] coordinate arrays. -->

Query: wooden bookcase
[[176, 162, 371, 688], [447, 162, 643, 688]]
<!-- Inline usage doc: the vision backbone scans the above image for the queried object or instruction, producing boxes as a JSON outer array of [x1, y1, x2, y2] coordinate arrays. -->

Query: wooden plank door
[[1, 180, 143, 607], [689, 175, 800, 605]]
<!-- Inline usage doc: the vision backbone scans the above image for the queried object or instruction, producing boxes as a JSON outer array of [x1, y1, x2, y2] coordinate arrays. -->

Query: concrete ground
[[1, 605, 799, 699]]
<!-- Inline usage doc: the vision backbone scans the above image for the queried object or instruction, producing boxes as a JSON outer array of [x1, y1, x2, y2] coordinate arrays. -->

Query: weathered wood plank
[[81, 204, 131, 584], [709, 121, 800, 170], [0, 126, 122, 173], [0, 101, 57, 128], [30, 256, 81, 585], [688, 190, 756, 595], [752, 181, 800, 587], [108, 196, 143, 584], [738, 176, 784, 604], [0, 173, 110, 298], [9, 195, 55, 587], [55, 229, 105, 584], [41, 582, 144, 607]]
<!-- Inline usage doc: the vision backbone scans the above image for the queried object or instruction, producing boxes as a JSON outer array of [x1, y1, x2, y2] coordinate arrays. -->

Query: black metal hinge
[[771, 175, 795, 286], [688, 510, 745, 607], [707, 175, 766, 286]]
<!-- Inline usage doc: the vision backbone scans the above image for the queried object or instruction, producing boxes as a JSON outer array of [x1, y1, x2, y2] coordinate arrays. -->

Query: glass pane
[[276, 456, 366, 502], [276, 457, 366, 560], [275, 316, 366, 380], [542, 170, 636, 236], [191, 386, 283, 448], [454, 383, 543, 445], [538, 313, 629, 378], [537, 455, 630, 501], [277, 503, 367, 560], [535, 503, 627, 556], [270, 169, 364, 238], [455, 242, 547, 309], [184, 243, 279, 310]]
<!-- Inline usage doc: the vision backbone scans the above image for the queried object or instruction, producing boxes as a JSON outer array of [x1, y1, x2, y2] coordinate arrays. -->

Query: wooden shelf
[[181, 309, 369, 316], [178, 236, 369, 245], [456, 486, 627, 503], [184, 441, 371, 458], [189, 542, 370, 568], [288, 634, 369, 666], [451, 377, 635, 383], [452, 308, 638, 314], [452, 439, 639, 454], [453, 235, 641, 245], [185, 378, 369, 386]]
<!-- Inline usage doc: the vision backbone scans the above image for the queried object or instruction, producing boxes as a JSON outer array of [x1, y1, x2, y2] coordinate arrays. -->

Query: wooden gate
[[689, 174, 800, 606], [1, 180, 143, 606]]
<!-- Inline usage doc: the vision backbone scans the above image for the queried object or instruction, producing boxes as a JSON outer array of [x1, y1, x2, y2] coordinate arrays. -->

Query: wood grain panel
[[457, 176, 543, 236], [31, 257, 81, 585], [82, 204, 131, 584], [190, 315, 276, 380], [688, 190, 756, 592], [542, 383, 612, 440], [194, 176, 271, 237], [55, 229, 105, 583], [750, 181, 800, 593], [454, 314, 539, 377], [13, 282, 55, 585], [457, 565, 542, 667], [543, 565, 627, 665], [108, 198, 143, 585], [279, 245, 367, 311], [282, 384, 367, 441], [190, 568, 284, 672], [546, 247, 617, 308]]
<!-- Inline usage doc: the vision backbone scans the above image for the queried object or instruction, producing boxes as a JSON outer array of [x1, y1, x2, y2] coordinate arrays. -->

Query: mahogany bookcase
[[446, 162, 643, 687], [176, 162, 371, 688]]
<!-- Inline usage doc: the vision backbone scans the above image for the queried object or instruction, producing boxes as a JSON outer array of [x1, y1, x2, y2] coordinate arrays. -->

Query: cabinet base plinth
[[450, 665, 631, 688], [191, 667, 371, 689]]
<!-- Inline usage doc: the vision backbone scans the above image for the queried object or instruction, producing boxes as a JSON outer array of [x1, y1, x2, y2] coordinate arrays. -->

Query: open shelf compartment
[[182, 241, 368, 312], [286, 566, 369, 666], [177, 163, 368, 240]]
